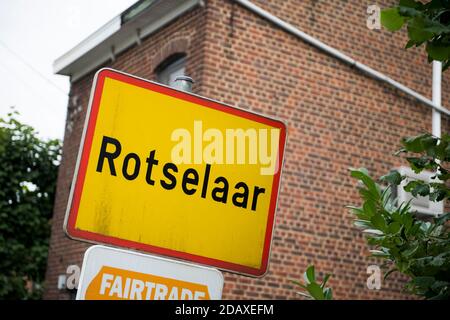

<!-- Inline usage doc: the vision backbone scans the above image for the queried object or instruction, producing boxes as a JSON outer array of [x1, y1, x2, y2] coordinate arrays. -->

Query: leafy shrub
[[291, 265, 333, 300], [349, 133, 450, 300], [0, 111, 61, 299]]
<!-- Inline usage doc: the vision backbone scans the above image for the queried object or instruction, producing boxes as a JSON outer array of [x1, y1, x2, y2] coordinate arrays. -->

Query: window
[[156, 54, 186, 87], [392, 166, 444, 217]]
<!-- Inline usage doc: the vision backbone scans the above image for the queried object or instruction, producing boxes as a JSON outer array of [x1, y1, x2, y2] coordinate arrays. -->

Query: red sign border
[[64, 68, 287, 277]]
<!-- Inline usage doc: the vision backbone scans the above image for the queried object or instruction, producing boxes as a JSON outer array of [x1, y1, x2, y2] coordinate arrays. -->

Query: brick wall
[[43, 5, 208, 300], [44, 0, 450, 300]]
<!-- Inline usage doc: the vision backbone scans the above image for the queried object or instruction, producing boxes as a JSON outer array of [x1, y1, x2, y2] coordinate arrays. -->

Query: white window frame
[[396, 166, 444, 217]]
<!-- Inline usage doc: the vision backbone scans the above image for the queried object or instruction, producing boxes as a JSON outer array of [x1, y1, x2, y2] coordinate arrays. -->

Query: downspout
[[233, 0, 450, 117], [432, 61, 442, 138]]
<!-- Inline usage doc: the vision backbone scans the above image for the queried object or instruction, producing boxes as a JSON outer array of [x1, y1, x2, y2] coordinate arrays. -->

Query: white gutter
[[233, 0, 450, 117], [432, 61, 442, 137]]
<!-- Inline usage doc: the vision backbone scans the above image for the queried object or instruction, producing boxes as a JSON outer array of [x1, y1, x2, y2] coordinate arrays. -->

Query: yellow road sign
[[64, 68, 287, 276]]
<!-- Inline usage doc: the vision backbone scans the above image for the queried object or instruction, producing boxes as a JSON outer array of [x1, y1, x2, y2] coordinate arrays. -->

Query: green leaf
[[401, 213, 414, 231], [399, 0, 421, 9], [363, 229, 384, 236], [431, 281, 450, 291], [359, 188, 379, 203], [363, 200, 376, 217], [423, 22, 450, 35], [371, 213, 387, 232], [402, 134, 433, 152], [370, 250, 390, 258], [381, 8, 406, 31], [434, 212, 450, 225], [384, 268, 398, 280], [429, 189, 447, 202], [415, 184, 430, 197], [305, 265, 315, 284], [419, 221, 432, 233], [407, 18, 434, 42], [350, 168, 380, 199], [388, 221, 401, 233], [321, 273, 332, 289], [306, 282, 325, 300], [413, 276, 435, 288], [409, 182, 429, 197], [430, 253, 447, 267], [406, 157, 430, 173], [405, 39, 416, 49], [421, 134, 438, 150], [404, 180, 420, 193], [290, 280, 307, 290], [354, 219, 372, 229], [426, 42, 450, 61], [296, 291, 312, 299], [347, 205, 371, 220], [380, 170, 403, 185], [443, 60, 450, 71], [402, 243, 419, 258], [395, 147, 407, 156], [323, 287, 333, 300]]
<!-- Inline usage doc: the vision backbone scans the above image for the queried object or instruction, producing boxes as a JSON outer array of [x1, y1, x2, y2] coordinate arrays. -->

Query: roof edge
[[53, 15, 121, 75], [54, 0, 202, 82]]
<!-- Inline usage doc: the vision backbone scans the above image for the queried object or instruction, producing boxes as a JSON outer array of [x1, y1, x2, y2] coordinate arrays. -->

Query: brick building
[[44, 0, 450, 299]]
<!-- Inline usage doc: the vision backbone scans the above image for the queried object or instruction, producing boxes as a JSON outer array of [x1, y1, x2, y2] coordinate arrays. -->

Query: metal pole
[[174, 75, 194, 93]]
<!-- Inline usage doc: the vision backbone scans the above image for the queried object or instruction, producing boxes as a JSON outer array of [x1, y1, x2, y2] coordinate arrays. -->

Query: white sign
[[76, 245, 224, 300]]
